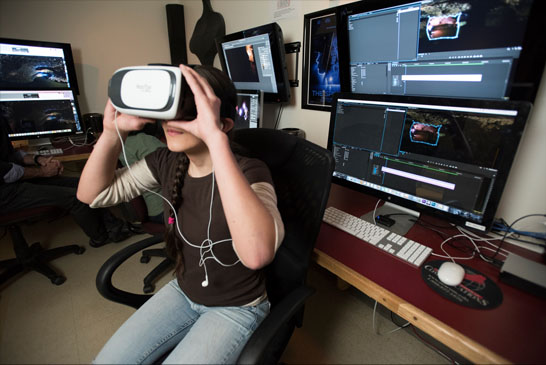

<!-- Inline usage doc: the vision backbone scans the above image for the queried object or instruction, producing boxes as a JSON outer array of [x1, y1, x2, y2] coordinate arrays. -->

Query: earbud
[[201, 278, 209, 287]]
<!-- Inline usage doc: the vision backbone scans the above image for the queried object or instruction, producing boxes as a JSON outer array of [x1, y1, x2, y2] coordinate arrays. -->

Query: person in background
[[0, 116, 132, 247], [119, 121, 166, 224]]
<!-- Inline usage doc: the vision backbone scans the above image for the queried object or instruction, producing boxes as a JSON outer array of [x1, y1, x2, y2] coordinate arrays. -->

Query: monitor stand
[[360, 201, 420, 236], [27, 138, 53, 150]]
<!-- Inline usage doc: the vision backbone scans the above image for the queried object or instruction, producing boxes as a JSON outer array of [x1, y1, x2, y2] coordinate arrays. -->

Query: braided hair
[[164, 65, 237, 274]]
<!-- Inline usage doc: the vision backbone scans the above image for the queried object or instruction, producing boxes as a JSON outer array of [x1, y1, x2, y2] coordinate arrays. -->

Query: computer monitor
[[0, 89, 84, 147], [0, 37, 80, 94], [328, 92, 531, 232], [337, 0, 546, 102], [234, 89, 263, 130], [216, 23, 290, 103]]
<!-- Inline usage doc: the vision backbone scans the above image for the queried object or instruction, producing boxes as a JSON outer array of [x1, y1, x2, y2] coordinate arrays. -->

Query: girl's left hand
[[167, 65, 225, 145]]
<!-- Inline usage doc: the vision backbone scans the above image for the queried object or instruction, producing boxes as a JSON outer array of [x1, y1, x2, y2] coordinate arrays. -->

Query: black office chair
[[123, 193, 172, 294], [96, 128, 334, 363], [0, 206, 86, 286]]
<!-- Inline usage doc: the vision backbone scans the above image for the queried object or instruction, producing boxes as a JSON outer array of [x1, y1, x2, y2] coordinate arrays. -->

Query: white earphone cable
[[114, 112, 238, 286]]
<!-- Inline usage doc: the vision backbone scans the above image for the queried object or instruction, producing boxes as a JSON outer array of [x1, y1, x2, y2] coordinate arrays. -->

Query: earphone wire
[[114, 112, 237, 273]]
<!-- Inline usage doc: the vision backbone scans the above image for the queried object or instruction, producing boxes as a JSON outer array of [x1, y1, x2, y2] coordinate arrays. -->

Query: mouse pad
[[421, 260, 503, 309]]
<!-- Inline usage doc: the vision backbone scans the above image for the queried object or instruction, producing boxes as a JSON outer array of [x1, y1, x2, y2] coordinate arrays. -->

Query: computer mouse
[[437, 261, 465, 286]]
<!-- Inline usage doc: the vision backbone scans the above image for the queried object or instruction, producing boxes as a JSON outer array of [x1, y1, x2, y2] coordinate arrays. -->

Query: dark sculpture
[[189, 0, 226, 65]]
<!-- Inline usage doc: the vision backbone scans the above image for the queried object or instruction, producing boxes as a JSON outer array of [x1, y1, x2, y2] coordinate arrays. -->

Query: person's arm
[[1, 151, 62, 183], [173, 65, 277, 270], [77, 101, 154, 204]]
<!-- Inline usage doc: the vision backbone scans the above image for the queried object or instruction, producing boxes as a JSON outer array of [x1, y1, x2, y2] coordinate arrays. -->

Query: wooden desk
[[16, 140, 93, 162], [314, 183, 546, 364], [53, 144, 92, 162]]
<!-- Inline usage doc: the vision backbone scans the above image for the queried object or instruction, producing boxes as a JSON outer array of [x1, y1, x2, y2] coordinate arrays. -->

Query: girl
[[77, 65, 284, 364]]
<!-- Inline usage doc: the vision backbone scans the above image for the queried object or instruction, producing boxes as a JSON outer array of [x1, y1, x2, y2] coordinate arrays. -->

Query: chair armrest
[[237, 285, 316, 364], [96, 235, 164, 309]]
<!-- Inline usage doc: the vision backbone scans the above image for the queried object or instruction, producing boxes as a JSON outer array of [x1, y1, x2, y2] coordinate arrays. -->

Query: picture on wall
[[302, 8, 340, 111]]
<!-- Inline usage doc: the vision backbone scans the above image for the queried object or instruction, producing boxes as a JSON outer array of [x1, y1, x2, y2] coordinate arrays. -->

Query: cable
[[488, 230, 546, 247], [114, 112, 239, 285], [411, 326, 457, 364], [487, 213, 546, 260], [492, 219, 546, 241], [372, 301, 410, 335], [273, 104, 284, 130], [372, 199, 381, 225]]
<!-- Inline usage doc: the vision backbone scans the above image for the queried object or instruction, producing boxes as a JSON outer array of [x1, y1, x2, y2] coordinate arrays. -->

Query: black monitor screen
[[234, 90, 263, 130], [0, 90, 83, 140], [337, 0, 545, 102], [0, 38, 80, 94], [328, 93, 531, 231], [217, 23, 290, 103]]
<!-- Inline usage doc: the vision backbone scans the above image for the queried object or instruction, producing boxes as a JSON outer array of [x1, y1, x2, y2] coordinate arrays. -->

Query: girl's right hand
[[102, 99, 155, 138]]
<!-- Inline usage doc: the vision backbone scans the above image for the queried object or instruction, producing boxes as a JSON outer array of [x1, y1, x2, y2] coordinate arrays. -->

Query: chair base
[[140, 248, 174, 293], [0, 224, 85, 287]]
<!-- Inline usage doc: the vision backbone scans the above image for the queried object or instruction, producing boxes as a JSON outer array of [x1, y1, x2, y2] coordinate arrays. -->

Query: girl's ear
[[221, 118, 234, 133]]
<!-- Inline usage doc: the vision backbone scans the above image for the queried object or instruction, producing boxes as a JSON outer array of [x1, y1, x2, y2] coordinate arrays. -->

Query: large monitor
[[0, 89, 84, 144], [0, 37, 80, 94], [234, 89, 263, 130], [337, 0, 546, 102], [328, 92, 531, 232], [216, 23, 290, 103]]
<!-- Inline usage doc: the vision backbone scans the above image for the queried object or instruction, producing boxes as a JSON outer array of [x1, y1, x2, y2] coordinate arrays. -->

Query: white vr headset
[[108, 65, 183, 119]]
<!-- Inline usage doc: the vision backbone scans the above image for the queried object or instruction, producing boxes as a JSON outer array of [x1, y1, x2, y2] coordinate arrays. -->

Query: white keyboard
[[36, 148, 63, 156], [322, 206, 432, 267]]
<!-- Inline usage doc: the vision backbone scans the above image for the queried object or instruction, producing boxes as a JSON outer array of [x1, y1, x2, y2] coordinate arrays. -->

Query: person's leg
[[0, 177, 131, 245], [0, 178, 108, 241], [163, 298, 270, 364], [93, 280, 198, 365]]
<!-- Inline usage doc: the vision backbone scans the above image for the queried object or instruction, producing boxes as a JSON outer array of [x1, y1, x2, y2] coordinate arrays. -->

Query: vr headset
[[108, 65, 184, 120]]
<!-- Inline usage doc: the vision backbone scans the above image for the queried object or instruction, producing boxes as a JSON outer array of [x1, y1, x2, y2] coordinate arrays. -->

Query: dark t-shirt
[[145, 147, 273, 306]]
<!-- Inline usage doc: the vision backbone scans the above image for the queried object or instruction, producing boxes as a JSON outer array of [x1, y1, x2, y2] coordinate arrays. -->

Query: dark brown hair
[[164, 65, 237, 274]]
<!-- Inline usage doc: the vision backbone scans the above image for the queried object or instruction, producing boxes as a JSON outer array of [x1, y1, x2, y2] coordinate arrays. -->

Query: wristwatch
[[34, 154, 42, 166]]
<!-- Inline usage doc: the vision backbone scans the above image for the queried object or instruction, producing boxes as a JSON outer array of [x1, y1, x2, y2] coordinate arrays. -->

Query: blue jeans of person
[[94, 279, 270, 364]]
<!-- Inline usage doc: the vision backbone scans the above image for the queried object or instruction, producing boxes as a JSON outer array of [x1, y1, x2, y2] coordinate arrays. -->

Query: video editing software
[[330, 96, 522, 227]]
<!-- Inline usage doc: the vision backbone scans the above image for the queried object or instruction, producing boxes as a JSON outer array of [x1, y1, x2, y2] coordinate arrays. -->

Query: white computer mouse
[[437, 261, 466, 286]]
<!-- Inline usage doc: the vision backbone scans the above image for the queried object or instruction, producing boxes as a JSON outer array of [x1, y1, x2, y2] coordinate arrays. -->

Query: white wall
[[1, 0, 544, 231]]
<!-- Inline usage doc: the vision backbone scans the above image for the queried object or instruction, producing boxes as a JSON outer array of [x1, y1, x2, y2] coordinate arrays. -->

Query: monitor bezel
[[327, 92, 532, 231], [336, 0, 546, 103], [0, 37, 80, 95], [216, 23, 290, 103], [1, 89, 84, 141]]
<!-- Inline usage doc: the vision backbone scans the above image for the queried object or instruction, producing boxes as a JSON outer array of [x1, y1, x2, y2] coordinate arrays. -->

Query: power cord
[[372, 300, 410, 335], [373, 301, 457, 364], [273, 104, 284, 130]]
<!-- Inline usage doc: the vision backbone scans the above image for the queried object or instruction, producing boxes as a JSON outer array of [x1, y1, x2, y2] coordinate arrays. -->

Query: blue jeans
[[94, 279, 270, 364]]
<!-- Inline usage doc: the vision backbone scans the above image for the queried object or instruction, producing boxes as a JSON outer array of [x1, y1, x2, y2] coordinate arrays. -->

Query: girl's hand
[[102, 100, 155, 138], [167, 65, 225, 145]]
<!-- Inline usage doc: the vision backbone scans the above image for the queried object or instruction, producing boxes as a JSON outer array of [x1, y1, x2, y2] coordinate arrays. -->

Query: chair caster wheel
[[51, 276, 66, 285], [143, 284, 154, 293], [140, 256, 151, 264], [76, 246, 86, 255]]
